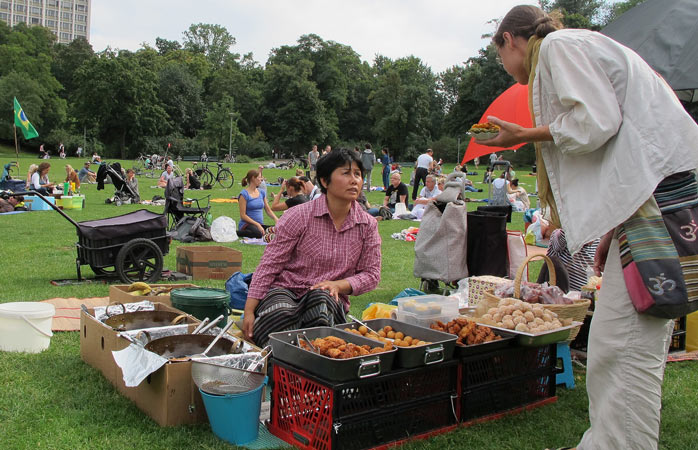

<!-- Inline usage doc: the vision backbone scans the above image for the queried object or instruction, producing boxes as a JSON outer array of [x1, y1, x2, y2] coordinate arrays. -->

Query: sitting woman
[[237, 169, 278, 238], [184, 168, 201, 190], [30, 162, 54, 195], [243, 149, 382, 347], [125, 169, 140, 202], [25, 164, 38, 190], [64, 164, 80, 192], [270, 177, 308, 212], [489, 172, 517, 207], [157, 164, 174, 188], [509, 178, 530, 210]]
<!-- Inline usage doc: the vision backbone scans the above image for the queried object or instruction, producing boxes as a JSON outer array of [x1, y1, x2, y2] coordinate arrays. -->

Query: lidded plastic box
[[395, 295, 459, 328]]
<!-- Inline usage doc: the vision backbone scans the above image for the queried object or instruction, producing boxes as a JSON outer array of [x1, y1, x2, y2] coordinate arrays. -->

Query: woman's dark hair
[[365, 143, 372, 150], [241, 169, 259, 187], [38, 162, 51, 173], [316, 148, 364, 194], [511, 178, 520, 187], [286, 177, 303, 194], [382, 147, 389, 155], [493, 5, 562, 47]]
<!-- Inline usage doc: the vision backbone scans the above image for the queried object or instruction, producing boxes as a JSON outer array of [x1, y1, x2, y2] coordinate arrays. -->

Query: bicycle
[[278, 155, 307, 170], [195, 162, 234, 188], [132, 153, 151, 176]]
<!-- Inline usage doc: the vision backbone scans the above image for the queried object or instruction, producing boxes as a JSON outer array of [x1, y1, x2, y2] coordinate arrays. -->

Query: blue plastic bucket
[[200, 383, 264, 445]]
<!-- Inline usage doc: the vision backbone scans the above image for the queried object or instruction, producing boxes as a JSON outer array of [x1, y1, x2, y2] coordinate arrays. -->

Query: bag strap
[[514, 254, 556, 298]]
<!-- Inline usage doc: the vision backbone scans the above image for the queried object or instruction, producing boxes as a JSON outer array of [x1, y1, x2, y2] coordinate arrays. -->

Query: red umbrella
[[461, 83, 532, 165]]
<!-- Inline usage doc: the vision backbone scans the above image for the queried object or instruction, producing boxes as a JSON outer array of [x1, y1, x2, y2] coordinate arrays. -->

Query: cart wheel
[[115, 238, 164, 283], [91, 266, 118, 278]]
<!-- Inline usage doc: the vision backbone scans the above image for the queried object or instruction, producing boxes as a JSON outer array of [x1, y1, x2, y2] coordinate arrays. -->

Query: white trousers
[[578, 238, 674, 450]]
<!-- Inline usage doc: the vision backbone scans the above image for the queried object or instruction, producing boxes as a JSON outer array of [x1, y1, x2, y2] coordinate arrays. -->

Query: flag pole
[[13, 124, 21, 171]]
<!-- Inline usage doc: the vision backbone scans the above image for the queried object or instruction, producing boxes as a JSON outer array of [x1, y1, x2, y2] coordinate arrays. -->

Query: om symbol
[[647, 273, 677, 296], [680, 219, 698, 242]]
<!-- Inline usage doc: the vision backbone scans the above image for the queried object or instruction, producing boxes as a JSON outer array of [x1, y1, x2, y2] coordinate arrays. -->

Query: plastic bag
[[362, 303, 397, 320], [211, 216, 238, 242], [225, 271, 253, 310]]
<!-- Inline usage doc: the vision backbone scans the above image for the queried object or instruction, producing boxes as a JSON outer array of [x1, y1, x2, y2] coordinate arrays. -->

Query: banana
[[128, 282, 151, 294]]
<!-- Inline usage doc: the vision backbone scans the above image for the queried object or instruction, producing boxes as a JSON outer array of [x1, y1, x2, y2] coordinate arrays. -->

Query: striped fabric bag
[[618, 171, 698, 318]]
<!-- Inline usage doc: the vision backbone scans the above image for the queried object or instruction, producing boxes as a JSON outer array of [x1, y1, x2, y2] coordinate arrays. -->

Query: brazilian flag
[[14, 97, 39, 140]]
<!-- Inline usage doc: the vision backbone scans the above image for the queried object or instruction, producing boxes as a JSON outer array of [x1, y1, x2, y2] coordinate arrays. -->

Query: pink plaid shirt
[[247, 195, 382, 310]]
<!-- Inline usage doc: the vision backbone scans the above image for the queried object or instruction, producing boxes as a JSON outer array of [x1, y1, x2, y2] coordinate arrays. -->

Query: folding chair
[[164, 176, 211, 230]]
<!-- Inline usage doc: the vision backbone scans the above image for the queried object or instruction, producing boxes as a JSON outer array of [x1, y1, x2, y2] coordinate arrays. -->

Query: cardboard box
[[109, 283, 198, 306], [80, 302, 208, 426], [80, 302, 261, 427], [176, 246, 242, 280]]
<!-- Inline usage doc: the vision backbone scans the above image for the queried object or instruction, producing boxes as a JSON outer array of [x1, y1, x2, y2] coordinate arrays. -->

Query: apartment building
[[0, 0, 91, 44]]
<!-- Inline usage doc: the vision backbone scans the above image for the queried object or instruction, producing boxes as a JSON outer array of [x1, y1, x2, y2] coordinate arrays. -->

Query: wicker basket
[[482, 254, 590, 342]]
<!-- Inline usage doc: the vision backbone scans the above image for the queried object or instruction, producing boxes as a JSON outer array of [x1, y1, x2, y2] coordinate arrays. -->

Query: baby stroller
[[96, 162, 139, 206], [413, 172, 469, 294]]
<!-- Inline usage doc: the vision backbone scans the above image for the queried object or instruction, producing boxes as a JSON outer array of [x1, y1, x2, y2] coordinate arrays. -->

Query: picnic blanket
[[41, 296, 110, 331], [210, 198, 238, 203], [667, 351, 698, 362]]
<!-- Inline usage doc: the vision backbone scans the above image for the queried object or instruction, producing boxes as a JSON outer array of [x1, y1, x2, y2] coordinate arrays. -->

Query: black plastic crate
[[460, 344, 555, 390], [271, 358, 458, 420], [460, 370, 557, 421], [271, 387, 457, 450], [670, 316, 687, 352]]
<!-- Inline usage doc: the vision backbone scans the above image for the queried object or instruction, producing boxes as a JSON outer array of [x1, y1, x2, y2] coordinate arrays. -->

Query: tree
[[155, 37, 181, 55], [72, 49, 168, 158], [262, 59, 330, 154], [157, 63, 203, 137], [600, 0, 646, 26], [182, 23, 237, 69]]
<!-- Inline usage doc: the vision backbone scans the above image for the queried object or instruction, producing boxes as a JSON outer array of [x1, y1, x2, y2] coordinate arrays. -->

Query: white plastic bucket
[[0, 302, 55, 353]]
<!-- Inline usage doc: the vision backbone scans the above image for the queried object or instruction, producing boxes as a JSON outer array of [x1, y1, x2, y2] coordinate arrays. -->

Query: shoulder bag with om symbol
[[618, 171, 698, 318]]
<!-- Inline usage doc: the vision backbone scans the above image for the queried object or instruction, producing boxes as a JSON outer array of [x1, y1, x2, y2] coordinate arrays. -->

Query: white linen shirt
[[531, 29, 698, 253]]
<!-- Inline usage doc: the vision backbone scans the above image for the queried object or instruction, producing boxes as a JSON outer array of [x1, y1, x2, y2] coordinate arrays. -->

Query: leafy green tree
[[369, 56, 439, 159], [155, 37, 181, 55], [182, 23, 237, 69], [72, 49, 168, 158], [157, 63, 204, 137], [51, 37, 95, 101], [199, 94, 244, 156], [600, 0, 646, 25], [0, 23, 66, 141], [262, 59, 330, 154]]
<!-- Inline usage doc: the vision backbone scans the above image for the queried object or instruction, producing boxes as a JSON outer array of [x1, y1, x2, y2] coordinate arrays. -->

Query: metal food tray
[[454, 328, 517, 357], [336, 318, 457, 368], [476, 322, 583, 347], [268, 327, 397, 382]]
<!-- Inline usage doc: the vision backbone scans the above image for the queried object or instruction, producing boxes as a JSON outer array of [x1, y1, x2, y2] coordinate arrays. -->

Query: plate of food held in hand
[[467, 122, 500, 141]]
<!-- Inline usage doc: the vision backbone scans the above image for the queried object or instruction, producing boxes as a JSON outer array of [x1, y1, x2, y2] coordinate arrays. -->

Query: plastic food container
[[395, 295, 459, 328], [0, 302, 55, 353]]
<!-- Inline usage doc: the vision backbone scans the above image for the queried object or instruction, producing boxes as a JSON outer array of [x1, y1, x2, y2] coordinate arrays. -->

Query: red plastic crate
[[269, 360, 459, 450]]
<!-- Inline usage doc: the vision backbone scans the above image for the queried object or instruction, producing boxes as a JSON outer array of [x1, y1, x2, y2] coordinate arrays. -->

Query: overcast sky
[[90, 0, 524, 73]]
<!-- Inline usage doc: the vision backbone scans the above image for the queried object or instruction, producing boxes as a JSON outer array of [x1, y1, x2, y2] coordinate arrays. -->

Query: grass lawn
[[0, 147, 696, 450]]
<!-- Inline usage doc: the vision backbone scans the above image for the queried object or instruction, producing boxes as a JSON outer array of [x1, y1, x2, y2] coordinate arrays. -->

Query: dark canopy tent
[[602, 0, 698, 102]]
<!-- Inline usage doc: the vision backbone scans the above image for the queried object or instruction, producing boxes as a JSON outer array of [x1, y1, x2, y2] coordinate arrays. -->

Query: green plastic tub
[[171, 287, 230, 326]]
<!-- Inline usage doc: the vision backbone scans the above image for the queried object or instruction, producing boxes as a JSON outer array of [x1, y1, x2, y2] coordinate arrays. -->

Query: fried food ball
[[533, 307, 545, 318], [378, 330, 387, 338], [358, 325, 368, 335], [404, 336, 413, 345], [384, 326, 393, 333], [542, 313, 553, 322], [512, 309, 524, 317], [387, 331, 396, 339], [515, 323, 530, 332], [513, 316, 526, 326], [523, 311, 535, 322], [502, 318, 515, 329], [395, 331, 404, 340]]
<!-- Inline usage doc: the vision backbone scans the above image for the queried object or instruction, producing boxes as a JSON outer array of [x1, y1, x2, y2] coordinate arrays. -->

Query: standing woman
[[483, 6, 698, 449], [242, 149, 381, 347], [380, 147, 391, 189], [237, 169, 277, 238]]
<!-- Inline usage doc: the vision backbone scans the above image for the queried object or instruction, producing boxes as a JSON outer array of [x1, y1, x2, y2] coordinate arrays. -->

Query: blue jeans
[[382, 166, 390, 189]]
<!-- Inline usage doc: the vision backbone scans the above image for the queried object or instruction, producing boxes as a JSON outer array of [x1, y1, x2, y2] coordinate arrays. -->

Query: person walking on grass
[[361, 144, 376, 191], [482, 6, 698, 450]]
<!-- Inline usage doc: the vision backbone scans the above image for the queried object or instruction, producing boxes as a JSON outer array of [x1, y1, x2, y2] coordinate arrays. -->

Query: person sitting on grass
[[157, 164, 174, 188], [78, 162, 97, 184], [31, 162, 54, 195], [509, 178, 530, 210], [25, 164, 38, 190], [411, 174, 442, 219], [383, 171, 410, 212], [184, 168, 201, 190], [125, 169, 140, 202], [64, 164, 80, 191], [270, 177, 308, 212], [237, 169, 278, 239], [242, 148, 381, 347]]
